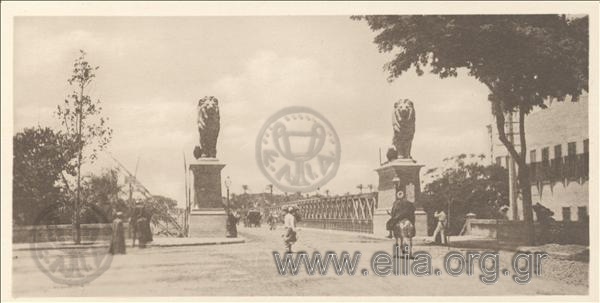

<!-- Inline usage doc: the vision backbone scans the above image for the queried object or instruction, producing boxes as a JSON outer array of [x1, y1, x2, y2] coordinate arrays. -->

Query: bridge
[[264, 192, 378, 234]]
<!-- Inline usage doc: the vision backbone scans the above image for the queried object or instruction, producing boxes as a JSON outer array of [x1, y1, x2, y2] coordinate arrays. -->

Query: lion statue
[[388, 98, 415, 161], [194, 96, 220, 159]]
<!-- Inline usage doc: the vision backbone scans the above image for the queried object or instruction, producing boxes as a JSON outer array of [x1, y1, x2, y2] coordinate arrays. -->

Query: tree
[[13, 127, 77, 225], [55, 50, 113, 244], [82, 169, 127, 221], [354, 15, 588, 244], [144, 195, 179, 226], [421, 154, 508, 235]]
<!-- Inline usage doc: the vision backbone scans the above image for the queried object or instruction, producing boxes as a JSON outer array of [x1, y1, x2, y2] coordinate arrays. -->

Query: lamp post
[[265, 184, 273, 206], [225, 176, 232, 209]]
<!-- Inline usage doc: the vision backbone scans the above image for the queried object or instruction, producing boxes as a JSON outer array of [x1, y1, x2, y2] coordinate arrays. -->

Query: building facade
[[489, 95, 589, 222]]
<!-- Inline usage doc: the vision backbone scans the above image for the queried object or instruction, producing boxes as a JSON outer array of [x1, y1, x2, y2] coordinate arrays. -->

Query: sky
[[13, 16, 493, 207]]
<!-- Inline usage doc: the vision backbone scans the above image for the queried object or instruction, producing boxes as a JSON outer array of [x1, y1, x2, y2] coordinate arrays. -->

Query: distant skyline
[[14, 16, 492, 206]]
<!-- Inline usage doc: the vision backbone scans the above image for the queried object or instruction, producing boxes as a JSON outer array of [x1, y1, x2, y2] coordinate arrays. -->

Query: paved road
[[12, 226, 588, 297]]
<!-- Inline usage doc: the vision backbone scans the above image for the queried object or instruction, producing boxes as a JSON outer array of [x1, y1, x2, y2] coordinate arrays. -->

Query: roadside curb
[[13, 237, 246, 251], [152, 238, 246, 248]]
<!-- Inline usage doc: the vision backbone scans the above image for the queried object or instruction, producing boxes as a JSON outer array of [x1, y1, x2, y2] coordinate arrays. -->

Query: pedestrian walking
[[432, 208, 447, 245], [268, 211, 278, 230], [226, 209, 238, 238], [282, 207, 297, 253], [109, 212, 126, 255]]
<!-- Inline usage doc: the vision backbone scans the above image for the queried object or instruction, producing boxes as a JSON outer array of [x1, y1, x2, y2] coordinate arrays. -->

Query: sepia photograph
[[1, 1, 598, 301]]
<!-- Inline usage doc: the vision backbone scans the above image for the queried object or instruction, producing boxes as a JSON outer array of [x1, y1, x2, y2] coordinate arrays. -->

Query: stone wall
[[468, 219, 499, 238], [13, 223, 132, 244], [464, 218, 589, 245]]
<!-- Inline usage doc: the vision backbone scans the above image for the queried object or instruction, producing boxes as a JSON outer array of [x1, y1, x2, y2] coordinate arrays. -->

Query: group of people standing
[[108, 193, 447, 256], [109, 202, 153, 255]]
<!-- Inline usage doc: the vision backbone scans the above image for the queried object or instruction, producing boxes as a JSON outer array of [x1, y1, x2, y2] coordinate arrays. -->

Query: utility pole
[[183, 152, 189, 237], [268, 184, 273, 205], [507, 111, 519, 220], [486, 124, 494, 165]]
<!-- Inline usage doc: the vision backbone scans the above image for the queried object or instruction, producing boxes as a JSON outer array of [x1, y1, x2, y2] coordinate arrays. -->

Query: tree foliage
[[56, 50, 112, 164], [353, 15, 588, 110], [354, 15, 588, 244], [422, 154, 509, 235], [81, 169, 181, 228], [55, 50, 113, 243], [13, 127, 78, 225], [144, 195, 179, 226], [81, 169, 128, 221]]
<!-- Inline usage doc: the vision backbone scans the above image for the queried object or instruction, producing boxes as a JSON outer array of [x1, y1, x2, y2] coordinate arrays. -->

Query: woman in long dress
[[137, 216, 150, 248], [109, 212, 126, 255]]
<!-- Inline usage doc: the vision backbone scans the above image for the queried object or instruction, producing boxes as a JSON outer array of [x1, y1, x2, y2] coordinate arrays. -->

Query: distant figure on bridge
[[235, 211, 241, 226], [226, 209, 238, 238], [282, 207, 297, 253], [267, 211, 278, 230], [432, 208, 447, 245], [386, 190, 415, 238], [109, 212, 126, 255]]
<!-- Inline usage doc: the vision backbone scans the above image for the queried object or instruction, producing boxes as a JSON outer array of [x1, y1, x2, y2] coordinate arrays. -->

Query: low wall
[[468, 219, 499, 238], [13, 223, 132, 244], [463, 219, 589, 245], [498, 221, 589, 245], [298, 219, 373, 234]]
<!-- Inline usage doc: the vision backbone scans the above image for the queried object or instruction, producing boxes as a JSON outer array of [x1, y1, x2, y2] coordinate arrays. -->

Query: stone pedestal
[[374, 159, 428, 237], [189, 159, 226, 238]]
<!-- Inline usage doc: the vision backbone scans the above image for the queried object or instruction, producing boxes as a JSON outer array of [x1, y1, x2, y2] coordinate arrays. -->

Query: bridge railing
[[270, 193, 378, 234]]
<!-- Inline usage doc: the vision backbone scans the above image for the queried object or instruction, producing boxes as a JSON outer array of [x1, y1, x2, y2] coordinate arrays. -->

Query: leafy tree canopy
[[421, 154, 508, 234], [13, 127, 77, 225], [353, 15, 588, 113]]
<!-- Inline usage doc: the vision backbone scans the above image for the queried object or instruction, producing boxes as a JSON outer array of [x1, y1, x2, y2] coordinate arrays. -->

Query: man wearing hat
[[109, 212, 126, 255], [282, 206, 297, 253], [386, 190, 415, 239]]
